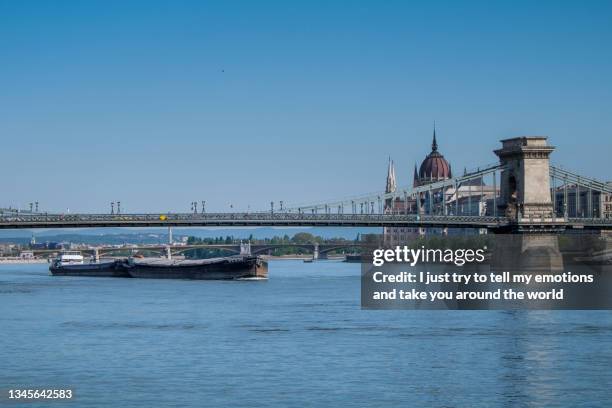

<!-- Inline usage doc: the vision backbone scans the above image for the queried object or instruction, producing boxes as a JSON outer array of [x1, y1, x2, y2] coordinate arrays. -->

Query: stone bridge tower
[[494, 137, 555, 221]]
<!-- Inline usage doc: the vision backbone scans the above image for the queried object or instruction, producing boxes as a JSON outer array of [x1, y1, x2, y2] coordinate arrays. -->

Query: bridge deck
[[0, 213, 610, 230]]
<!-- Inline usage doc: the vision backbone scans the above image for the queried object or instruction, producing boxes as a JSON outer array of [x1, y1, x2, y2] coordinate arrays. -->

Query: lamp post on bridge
[[110, 202, 115, 215]]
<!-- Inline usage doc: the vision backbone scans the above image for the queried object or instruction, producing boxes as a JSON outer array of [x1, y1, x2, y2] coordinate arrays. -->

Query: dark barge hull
[[344, 254, 362, 263], [50, 256, 268, 280], [50, 260, 130, 278], [125, 256, 268, 280]]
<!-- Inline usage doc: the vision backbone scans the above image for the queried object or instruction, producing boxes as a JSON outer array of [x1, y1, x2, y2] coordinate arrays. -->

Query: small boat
[[303, 258, 314, 263]]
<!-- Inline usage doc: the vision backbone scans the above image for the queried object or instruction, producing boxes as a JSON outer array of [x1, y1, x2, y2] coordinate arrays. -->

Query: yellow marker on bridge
[[159, 215, 167, 221]]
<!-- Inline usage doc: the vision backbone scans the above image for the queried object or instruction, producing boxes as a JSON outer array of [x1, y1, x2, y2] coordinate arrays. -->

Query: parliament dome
[[415, 129, 452, 186]]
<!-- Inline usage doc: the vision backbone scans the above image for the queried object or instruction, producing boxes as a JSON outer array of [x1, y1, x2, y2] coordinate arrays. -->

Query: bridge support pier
[[494, 137, 556, 222], [493, 233, 564, 278], [602, 230, 612, 251], [519, 234, 564, 273]]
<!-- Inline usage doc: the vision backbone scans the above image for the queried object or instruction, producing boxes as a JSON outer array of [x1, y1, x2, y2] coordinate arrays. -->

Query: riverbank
[[0, 258, 49, 264]]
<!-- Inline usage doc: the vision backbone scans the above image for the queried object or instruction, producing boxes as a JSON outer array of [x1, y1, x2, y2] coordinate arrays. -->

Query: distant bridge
[[28, 242, 365, 260]]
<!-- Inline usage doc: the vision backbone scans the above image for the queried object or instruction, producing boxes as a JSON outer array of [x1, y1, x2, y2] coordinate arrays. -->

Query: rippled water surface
[[1, 261, 612, 407]]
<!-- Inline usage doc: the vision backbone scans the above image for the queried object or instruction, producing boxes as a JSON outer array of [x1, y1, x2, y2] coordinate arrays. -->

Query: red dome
[[419, 151, 452, 180], [415, 130, 452, 185]]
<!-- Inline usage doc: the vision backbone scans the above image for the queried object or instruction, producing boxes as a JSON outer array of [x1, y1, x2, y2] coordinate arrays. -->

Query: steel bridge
[[1, 212, 609, 231], [1, 137, 611, 232], [0, 212, 511, 229]]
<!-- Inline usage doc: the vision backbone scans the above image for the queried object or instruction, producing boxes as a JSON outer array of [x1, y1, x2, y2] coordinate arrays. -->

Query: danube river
[[1, 261, 611, 407]]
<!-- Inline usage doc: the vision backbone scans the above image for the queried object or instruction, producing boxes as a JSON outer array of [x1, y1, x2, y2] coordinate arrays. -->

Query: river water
[[1, 260, 611, 407]]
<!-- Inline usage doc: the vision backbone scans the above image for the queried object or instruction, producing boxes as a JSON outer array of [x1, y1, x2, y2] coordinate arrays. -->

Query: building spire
[[413, 163, 419, 187], [432, 121, 438, 152], [385, 156, 397, 193]]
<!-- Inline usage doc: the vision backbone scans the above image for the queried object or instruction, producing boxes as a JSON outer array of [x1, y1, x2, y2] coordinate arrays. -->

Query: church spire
[[413, 163, 419, 187], [385, 156, 397, 193], [432, 121, 438, 152]]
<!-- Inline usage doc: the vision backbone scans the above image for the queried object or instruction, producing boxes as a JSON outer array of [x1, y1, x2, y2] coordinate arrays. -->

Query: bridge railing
[[0, 211, 510, 225], [2, 211, 612, 229]]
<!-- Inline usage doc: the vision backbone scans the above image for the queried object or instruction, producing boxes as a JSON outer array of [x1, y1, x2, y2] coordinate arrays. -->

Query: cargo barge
[[124, 255, 267, 280], [49, 251, 267, 280]]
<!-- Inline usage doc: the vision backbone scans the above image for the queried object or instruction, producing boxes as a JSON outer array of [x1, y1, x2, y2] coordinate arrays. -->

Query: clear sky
[[1, 0, 611, 213]]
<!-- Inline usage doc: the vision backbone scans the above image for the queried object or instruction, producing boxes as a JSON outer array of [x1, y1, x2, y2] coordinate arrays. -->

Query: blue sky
[[1, 0, 611, 213]]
